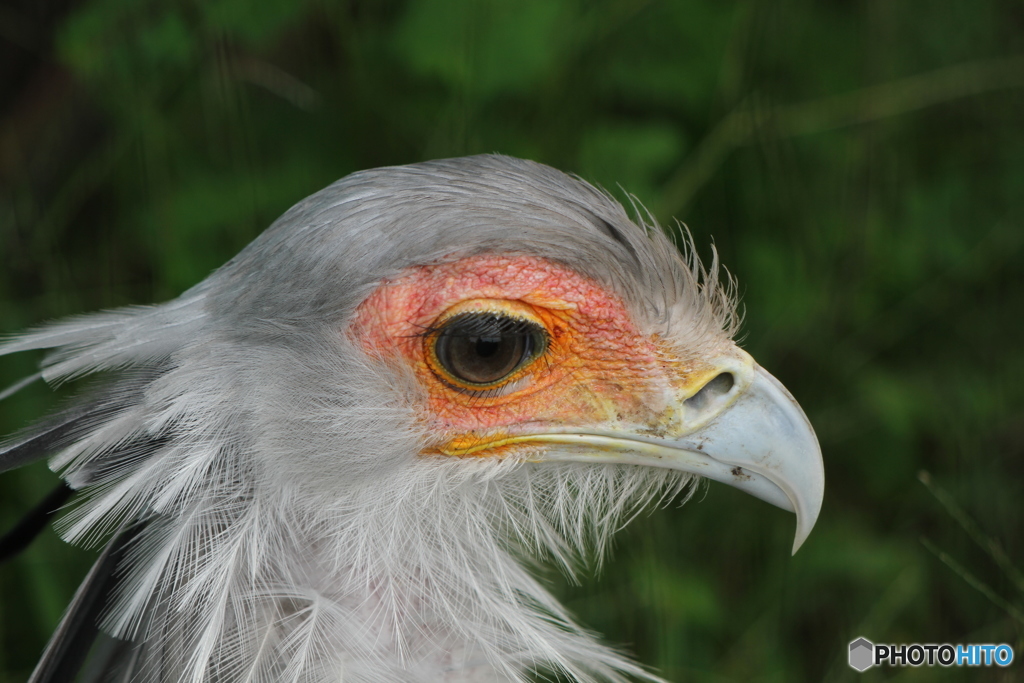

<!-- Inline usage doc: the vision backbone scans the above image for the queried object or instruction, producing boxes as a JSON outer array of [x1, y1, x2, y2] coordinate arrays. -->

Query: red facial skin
[[349, 255, 704, 456]]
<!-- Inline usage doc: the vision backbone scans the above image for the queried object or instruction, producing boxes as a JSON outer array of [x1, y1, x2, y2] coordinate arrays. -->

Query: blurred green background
[[1, 0, 1022, 681]]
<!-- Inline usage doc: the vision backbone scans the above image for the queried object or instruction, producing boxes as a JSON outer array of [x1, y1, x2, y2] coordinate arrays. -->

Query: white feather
[[1, 155, 739, 682]]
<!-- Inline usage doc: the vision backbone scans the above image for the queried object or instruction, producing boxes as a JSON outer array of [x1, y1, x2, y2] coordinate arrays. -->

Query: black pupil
[[434, 314, 541, 385], [475, 337, 502, 360]]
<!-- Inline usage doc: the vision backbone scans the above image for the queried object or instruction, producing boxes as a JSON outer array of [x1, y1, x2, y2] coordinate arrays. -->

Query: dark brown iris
[[433, 313, 546, 386]]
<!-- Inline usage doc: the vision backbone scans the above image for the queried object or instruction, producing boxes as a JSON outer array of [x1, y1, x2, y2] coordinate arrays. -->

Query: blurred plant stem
[[661, 56, 1024, 216], [919, 470, 1024, 597], [919, 470, 1024, 625]]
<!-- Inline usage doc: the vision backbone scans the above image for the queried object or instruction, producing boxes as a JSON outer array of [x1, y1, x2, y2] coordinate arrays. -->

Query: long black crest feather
[[29, 523, 146, 683], [0, 482, 73, 562], [0, 407, 105, 475]]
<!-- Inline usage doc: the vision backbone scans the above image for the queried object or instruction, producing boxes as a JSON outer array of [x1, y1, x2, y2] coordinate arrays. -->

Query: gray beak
[[531, 362, 825, 553]]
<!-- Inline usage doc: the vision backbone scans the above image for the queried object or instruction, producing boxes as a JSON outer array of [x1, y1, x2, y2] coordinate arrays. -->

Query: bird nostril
[[684, 372, 735, 412], [708, 372, 735, 395]]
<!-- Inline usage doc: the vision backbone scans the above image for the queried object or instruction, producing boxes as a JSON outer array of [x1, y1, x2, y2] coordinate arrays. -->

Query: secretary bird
[[0, 155, 823, 682]]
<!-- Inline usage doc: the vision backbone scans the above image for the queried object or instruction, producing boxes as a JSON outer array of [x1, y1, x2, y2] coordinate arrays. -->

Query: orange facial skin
[[349, 254, 708, 457]]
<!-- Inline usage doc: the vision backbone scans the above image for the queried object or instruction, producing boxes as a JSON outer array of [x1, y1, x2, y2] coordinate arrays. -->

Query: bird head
[[205, 154, 821, 550], [1, 154, 823, 682]]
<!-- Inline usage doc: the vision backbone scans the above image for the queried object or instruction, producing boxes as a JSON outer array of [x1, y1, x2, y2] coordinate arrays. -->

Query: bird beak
[[520, 353, 825, 554]]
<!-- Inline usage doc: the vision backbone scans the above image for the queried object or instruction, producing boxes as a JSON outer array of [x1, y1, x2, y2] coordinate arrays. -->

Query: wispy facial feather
[[0, 154, 738, 682]]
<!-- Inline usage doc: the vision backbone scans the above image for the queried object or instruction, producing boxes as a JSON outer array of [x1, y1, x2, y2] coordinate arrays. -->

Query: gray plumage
[[0, 155, 812, 683]]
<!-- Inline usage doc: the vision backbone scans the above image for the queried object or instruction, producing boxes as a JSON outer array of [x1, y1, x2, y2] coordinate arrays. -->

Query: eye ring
[[428, 311, 548, 391]]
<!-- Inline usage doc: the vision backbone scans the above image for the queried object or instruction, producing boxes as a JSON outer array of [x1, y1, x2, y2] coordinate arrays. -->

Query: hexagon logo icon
[[849, 637, 874, 672]]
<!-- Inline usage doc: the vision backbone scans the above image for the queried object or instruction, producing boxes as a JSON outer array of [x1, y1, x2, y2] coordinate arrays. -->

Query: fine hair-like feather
[[0, 155, 739, 682]]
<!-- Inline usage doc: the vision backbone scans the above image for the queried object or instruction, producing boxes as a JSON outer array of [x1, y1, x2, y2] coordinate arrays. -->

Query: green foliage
[[1, 0, 1022, 680], [394, 0, 567, 98]]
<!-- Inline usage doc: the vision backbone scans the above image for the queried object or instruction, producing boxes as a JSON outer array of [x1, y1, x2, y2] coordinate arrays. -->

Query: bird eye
[[432, 313, 547, 387]]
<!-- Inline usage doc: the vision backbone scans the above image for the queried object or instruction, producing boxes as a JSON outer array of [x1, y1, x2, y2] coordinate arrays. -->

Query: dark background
[[1, 0, 1022, 681]]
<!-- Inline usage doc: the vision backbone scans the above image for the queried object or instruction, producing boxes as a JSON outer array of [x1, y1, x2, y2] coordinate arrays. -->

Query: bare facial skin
[[351, 254, 716, 456]]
